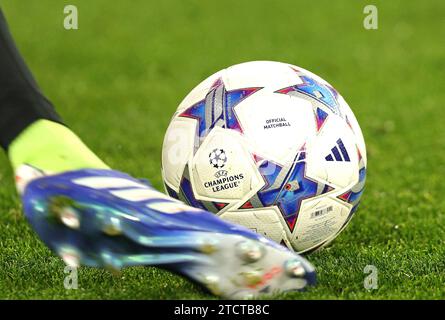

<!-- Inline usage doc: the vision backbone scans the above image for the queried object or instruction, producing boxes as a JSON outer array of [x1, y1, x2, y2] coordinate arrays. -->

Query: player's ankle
[[8, 119, 109, 174]]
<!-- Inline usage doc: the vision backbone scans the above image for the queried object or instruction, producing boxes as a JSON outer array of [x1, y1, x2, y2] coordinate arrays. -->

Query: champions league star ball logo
[[204, 148, 244, 192], [209, 149, 227, 169]]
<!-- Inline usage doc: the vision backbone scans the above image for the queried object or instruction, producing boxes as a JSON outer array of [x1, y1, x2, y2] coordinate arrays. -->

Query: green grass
[[0, 0, 444, 299]]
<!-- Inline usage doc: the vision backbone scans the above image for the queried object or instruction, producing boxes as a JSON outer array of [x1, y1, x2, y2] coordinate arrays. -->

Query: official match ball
[[161, 61, 366, 253]]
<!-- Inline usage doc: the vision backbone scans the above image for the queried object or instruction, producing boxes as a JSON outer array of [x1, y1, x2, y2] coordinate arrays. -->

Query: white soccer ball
[[161, 61, 366, 253]]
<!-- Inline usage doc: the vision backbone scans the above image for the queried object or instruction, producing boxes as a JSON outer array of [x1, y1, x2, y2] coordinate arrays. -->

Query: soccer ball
[[161, 61, 366, 253]]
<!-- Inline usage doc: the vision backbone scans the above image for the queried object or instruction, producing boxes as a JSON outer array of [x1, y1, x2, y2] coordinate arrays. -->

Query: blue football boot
[[19, 165, 316, 299]]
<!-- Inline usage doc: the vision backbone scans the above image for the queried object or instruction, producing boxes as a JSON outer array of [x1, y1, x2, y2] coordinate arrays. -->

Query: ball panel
[[292, 196, 351, 252], [190, 127, 263, 201], [220, 207, 289, 247], [161, 117, 197, 191], [224, 61, 303, 91], [306, 116, 360, 189], [338, 96, 367, 166], [236, 91, 315, 164]]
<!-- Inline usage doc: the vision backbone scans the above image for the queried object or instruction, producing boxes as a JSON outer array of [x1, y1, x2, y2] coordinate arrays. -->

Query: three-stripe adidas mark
[[325, 139, 350, 162]]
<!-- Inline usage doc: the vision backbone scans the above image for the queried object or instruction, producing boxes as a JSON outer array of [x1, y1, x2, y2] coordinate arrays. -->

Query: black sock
[[0, 8, 62, 150]]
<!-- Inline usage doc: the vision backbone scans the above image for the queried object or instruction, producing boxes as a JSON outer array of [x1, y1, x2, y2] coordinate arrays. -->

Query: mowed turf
[[0, 0, 444, 299]]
